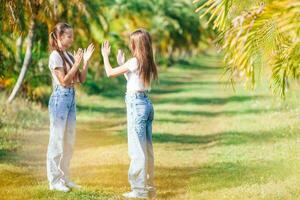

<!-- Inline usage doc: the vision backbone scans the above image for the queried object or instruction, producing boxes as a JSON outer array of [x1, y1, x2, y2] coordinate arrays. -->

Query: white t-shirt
[[48, 50, 76, 86], [124, 57, 150, 92]]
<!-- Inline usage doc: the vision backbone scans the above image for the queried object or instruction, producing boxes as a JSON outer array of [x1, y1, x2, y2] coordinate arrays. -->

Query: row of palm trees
[[3, 0, 300, 102], [1, 0, 208, 103]]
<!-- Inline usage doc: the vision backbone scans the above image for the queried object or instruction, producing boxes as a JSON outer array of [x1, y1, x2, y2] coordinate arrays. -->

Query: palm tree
[[3, 0, 107, 103], [150, 0, 202, 65], [109, 0, 204, 66], [5, 0, 48, 103], [195, 0, 300, 97], [1, 0, 215, 103]]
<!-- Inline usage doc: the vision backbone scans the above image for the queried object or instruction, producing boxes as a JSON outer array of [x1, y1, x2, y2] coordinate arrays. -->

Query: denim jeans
[[125, 92, 156, 197], [47, 85, 76, 187]]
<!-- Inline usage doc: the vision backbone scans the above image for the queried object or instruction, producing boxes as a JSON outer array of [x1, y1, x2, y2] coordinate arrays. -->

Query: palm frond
[[195, 0, 300, 97]]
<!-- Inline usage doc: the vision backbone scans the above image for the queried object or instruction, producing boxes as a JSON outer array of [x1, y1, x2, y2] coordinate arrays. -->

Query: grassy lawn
[[0, 54, 299, 199]]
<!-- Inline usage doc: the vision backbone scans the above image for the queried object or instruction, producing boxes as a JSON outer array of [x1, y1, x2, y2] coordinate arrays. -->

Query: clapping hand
[[101, 40, 111, 57], [83, 43, 95, 64], [117, 49, 125, 65], [74, 48, 83, 67]]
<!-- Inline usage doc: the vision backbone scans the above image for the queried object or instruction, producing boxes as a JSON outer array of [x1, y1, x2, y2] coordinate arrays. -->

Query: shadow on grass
[[150, 80, 231, 97], [0, 149, 19, 163], [151, 87, 186, 95], [77, 104, 125, 116], [156, 118, 192, 124], [155, 107, 274, 124], [0, 135, 20, 164], [157, 79, 230, 88], [163, 108, 276, 118], [154, 95, 265, 105], [174, 56, 223, 70], [189, 160, 292, 193], [153, 127, 299, 146]]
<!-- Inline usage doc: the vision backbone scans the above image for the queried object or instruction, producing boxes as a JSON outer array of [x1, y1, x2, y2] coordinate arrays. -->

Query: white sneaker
[[49, 181, 70, 192], [122, 191, 147, 199], [65, 180, 82, 189]]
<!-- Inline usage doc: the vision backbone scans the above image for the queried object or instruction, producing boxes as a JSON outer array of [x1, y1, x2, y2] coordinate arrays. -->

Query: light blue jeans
[[125, 92, 156, 197], [47, 85, 76, 187]]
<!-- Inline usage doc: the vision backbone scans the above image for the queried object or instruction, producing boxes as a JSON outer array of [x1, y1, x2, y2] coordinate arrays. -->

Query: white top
[[48, 50, 76, 86], [124, 57, 150, 92]]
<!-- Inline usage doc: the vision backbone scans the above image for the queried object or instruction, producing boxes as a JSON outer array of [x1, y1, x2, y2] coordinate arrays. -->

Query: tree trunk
[[7, 18, 35, 104], [167, 45, 174, 67], [14, 35, 23, 71]]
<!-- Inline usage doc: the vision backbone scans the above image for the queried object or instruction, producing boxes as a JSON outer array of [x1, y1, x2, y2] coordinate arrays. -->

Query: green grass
[[0, 54, 300, 199]]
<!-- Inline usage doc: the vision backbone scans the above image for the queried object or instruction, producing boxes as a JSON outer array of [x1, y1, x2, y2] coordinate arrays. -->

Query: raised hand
[[117, 49, 125, 65], [101, 40, 111, 57], [74, 48, 83, 67], [83, 43, 95, 64]]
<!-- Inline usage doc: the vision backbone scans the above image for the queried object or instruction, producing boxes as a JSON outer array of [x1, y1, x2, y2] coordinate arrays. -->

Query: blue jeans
[[125, 92, 156, 197], [47, 85, 76, 186]]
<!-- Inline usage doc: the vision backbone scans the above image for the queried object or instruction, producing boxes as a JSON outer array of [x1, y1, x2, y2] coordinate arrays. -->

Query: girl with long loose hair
[[101, 28, 158, 199]]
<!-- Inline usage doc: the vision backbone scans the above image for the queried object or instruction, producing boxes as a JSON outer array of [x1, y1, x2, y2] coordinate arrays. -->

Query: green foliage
[[1, 0, 211, 103], [195, 0, 300, 97]]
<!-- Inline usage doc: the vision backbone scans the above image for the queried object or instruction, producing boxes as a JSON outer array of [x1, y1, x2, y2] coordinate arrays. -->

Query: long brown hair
[[130, 29, 158, 87], [49, 22, 77, 78]]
